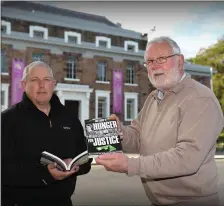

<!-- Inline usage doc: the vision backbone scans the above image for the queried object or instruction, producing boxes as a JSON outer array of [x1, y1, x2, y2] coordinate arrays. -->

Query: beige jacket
[[121, 76, 224, 205]]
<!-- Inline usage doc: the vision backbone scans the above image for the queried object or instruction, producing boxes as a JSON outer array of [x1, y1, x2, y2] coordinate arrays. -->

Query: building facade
[[1, 1, 213, 126]]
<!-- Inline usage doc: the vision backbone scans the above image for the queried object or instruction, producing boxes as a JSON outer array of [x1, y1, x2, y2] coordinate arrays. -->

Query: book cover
[[84, 118, 123, 158], [40, 150, 89, 171]]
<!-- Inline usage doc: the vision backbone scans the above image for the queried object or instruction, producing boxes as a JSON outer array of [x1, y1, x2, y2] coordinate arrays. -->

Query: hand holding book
[[47, 160, 79, 180], [109, 114, 123, 140]]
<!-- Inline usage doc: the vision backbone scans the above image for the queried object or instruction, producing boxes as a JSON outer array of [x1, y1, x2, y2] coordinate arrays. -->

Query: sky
[[42, 1, 224, 59]]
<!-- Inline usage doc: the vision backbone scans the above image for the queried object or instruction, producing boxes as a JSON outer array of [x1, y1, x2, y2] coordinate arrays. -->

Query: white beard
[[148, 65, 180, 91]]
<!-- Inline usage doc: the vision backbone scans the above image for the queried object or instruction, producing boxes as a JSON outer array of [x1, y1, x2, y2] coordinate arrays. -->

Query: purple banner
[[113, 70, 123, 113], [11, 59, 25, 106]]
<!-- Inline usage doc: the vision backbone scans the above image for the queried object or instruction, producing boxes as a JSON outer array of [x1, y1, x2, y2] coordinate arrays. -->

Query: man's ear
[[178, 54, 184, 67], [177, 54, 184, 73], [52, 79, 56, 87], [21, 81, 26, 91]]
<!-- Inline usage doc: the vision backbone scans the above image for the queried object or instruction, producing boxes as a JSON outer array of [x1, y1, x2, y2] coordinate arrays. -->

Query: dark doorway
[[65, 100, 80, 118]]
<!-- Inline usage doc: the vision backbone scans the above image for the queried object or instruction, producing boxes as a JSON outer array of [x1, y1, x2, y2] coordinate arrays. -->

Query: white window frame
[[96, 61, 110, 84], [29, 25, 48, 40], [32, 53, 44, 62], [124, 92, 138, 121], [95, 90, 110, 119], [1, 48, 8, 75], [96, 36, 111, 49], [124, 40, 139, 52], [125, 62, 138, 86], [1, 83, 9, 111], [64, 56, 80, 82], [64, 31, 81, 44], [1, 20, 11, 35]]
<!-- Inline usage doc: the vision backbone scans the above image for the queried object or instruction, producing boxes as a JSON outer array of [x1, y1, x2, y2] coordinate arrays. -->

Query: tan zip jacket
[[121, 76, 224, 205]]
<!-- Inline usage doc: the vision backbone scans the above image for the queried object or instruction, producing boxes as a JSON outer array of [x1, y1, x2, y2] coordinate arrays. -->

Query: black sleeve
[[2, 110, 56, 187], [74, 117, 92, 176]]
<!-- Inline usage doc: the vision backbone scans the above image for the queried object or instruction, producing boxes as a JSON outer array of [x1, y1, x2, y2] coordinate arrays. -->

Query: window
[[68, 36, 77, 44], [64, 31, 81, 44], [124, 92, 138, 121], [32, 53, 44, 62], [124, 40, 138, 52], [98, 97, 107, 118], [127, 99, 135, 119], [1, 49, 7, 73], [1, 91, 5, 106], [33, 30, 44, 39], [66, 56, 77, 79], [1, 83, 9, 111], [96, 36, 111, 49], [95, 90, 110, 119], [126, 63, 136, 84], [97, 61, 107, 82], [127, 45, 135, 52], [1, 20, 11, 35], [99, 41, 107, 48], [29, 26, 48, 40], [2, 25, 6, 34]]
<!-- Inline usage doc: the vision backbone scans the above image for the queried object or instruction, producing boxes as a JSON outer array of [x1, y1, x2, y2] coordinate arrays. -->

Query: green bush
[[216, 130, 224, 151], [217, 131, 224, 141]]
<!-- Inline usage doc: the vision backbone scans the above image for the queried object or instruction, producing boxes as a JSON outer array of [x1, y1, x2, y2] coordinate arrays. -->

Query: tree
[[188, 36, 224, 112], [188, 36, 224, 145]]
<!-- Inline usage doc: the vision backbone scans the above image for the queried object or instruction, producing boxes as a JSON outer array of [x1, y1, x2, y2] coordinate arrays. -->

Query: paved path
[[72, 160, 224, 206]]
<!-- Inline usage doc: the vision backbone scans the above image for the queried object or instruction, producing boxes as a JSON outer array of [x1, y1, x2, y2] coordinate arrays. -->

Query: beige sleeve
[[121, 116, 141, 153], [127, 98, 224, 179]]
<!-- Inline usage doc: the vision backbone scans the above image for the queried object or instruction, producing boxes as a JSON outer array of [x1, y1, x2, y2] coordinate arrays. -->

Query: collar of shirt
[[180, 73, 187, 82]]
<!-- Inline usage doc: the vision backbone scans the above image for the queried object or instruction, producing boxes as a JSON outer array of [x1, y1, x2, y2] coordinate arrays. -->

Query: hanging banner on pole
[[11, 59, 25, 106], [112, 70, 123, 113]]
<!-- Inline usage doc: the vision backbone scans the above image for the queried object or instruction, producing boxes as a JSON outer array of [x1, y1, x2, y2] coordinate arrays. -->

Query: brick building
[[1, 1, 213, 126]]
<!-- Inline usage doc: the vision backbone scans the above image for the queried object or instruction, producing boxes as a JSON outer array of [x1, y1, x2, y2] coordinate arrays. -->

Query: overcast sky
[[41, 1, 224, 58]]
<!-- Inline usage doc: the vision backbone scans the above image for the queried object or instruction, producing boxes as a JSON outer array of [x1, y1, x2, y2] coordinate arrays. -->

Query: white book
[[40, 150, 89, 171]]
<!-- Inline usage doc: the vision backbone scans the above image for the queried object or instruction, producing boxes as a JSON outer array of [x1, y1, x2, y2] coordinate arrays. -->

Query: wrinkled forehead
[[145, 42, 173, 59], [29, 66, 52, 78]]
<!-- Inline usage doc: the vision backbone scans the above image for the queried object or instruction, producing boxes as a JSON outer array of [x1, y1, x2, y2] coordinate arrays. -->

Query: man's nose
[[38, 80, 45, 87], [151, 63, 161, 70]]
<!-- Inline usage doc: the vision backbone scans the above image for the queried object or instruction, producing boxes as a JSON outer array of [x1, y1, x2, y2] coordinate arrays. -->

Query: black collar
[[21, 92, 64, 114]]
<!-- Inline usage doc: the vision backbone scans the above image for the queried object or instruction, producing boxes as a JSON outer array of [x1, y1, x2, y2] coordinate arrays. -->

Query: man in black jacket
[[2, 61, 92, 206]]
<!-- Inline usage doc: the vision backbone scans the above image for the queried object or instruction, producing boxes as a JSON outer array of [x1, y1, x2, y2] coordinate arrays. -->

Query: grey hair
[[21, 61, 54, 81], [145, 36, 181, 60]]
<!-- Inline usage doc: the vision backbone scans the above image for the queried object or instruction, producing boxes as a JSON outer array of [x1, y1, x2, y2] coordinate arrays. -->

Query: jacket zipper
[[49, 120, 52, 128]]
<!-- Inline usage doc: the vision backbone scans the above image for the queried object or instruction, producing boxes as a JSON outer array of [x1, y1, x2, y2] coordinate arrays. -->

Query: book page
[[68, 150, 89, 169], [41, 151, 68, 170]]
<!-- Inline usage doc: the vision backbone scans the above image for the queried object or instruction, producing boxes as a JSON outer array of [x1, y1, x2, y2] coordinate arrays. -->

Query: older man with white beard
[[96, 36, 224, 206]]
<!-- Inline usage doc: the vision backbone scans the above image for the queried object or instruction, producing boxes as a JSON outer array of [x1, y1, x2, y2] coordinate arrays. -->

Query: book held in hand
[[84, 118, 123, 158], [40, 150, 89, 171]]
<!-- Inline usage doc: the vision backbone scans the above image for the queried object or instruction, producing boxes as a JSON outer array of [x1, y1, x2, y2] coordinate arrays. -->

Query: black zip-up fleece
[[2, 92, 92, 203]]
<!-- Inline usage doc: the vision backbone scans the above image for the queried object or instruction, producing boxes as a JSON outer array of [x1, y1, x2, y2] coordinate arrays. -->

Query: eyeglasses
[[143, 54, 180, 67]]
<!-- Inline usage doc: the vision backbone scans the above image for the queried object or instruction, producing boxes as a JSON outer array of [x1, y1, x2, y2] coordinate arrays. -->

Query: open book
[[40, 150, 89, 171]]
